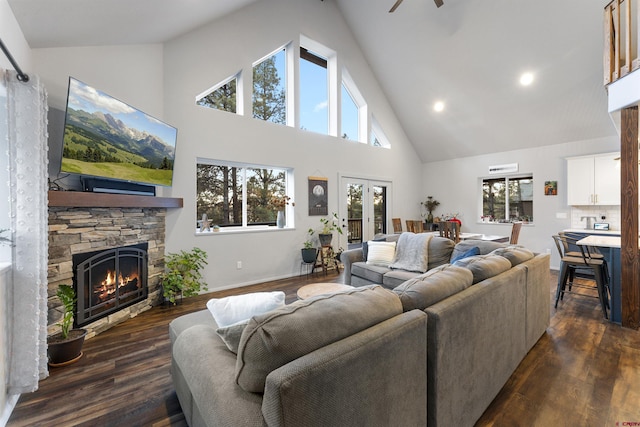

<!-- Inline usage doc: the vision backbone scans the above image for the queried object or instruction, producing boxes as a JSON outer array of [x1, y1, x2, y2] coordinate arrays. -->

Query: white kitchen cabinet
[[567, 152, 620, 205]]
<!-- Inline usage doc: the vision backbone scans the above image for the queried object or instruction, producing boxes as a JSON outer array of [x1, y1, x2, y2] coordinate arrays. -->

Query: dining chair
[[510, 222, 522, 244], [412, 220, 425, 233], [405, 220, 415, 233], [439, 221, 460, 243], [552, 234, 609, 319], [392, 218, 403, 233]]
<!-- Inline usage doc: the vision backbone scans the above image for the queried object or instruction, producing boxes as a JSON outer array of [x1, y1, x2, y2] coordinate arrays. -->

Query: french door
[[338, 176, 392, 249]]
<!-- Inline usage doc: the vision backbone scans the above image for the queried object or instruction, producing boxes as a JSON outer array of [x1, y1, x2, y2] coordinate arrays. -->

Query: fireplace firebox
[[72, 243, 148, 327]]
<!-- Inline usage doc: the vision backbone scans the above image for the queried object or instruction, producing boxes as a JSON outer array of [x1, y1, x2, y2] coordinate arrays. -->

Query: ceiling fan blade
[[434, 0, 444, 7], [389, 0, 403, 13]]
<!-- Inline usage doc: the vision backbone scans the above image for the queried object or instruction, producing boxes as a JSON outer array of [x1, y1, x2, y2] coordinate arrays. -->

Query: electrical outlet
[[237, 261, 242, 269]]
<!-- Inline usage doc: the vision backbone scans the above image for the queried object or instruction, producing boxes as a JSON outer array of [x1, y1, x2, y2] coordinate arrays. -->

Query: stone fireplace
[[73, 242, 148, 327], [47, 191, 182, 338]]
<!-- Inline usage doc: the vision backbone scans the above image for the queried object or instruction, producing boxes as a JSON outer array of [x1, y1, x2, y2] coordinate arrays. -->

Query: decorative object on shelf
[[421, 196, 440, 224], [318, 212, 343, 246], [276, 210, 285, 228], [162, 247, 208, 305], [47, 284, 87, 367], [212, 225, 220, 232], [308, 176, 328, 216], [198, 213, 211, 232], [271, 195, 294, 228]]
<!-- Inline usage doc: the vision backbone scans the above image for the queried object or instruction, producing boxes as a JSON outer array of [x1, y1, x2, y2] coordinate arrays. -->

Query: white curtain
[[4, 69, 49, 393]]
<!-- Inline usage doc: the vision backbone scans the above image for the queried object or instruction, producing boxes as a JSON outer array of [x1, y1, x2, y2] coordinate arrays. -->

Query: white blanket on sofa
[[389, 232, 432, 273]]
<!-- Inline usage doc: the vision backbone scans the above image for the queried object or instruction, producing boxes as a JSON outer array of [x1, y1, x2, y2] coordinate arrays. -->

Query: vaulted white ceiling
[[7, 0, 618, 162]]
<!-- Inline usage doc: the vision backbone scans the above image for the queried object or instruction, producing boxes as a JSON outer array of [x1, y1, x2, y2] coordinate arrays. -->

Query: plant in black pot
[[162, 247, 209, 305], [48, 284, 87, 367], [318, 212, 343, 246], [301, 228, 318, 263]]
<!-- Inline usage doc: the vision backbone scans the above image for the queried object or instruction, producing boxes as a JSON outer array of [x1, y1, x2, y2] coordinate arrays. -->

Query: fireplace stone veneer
[[48, 206, 166, 338]]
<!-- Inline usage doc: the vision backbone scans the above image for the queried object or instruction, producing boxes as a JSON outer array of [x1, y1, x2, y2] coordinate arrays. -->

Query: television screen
[[60, 77, 177, 187]]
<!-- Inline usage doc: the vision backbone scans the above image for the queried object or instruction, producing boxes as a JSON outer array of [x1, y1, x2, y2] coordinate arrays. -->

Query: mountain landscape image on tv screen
[[61, 77, 177, 187]]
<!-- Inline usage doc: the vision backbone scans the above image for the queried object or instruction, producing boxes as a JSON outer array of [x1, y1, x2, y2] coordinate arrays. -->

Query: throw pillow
[[216, 320, 248, 354], [206, 291, 286, 327], [235, 285, 403, 393], [366, 241, 397, 267], [450, 246, 480, 264]]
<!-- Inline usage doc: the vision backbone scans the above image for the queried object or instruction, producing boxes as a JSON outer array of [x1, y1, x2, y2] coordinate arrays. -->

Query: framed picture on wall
[[544, 181, 557, 196], [308, 177, 328, 216]]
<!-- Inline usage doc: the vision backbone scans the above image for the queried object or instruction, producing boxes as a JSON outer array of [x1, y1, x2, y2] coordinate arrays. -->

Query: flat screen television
[[60, 77, 177, 190]]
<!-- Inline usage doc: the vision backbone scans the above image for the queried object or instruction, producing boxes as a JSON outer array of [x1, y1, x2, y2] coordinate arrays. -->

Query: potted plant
[[421, 196, 440, 224], [301, 228, 317, 263], [318, 212, 343, 246], [48, 284, 87, 367], [162, 247, 209, 305]]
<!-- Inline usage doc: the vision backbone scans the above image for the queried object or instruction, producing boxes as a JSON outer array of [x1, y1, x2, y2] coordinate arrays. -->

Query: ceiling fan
[[389, 0, 443, 13]]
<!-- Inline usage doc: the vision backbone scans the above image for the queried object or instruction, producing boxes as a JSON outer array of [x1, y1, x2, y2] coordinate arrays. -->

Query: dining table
[[426, 231, 509, 243], [576, 235, 622, 323]]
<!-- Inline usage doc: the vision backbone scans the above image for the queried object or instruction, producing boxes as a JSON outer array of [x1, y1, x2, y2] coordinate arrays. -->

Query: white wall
[[422, 136, 620, 270], [162, 0, 422, 290], [0, 0, 31, 73], [31, 0, 423, 291]]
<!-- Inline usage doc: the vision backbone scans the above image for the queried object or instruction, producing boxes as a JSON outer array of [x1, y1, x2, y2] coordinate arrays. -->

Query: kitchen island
[[576, 235, 622, 324]]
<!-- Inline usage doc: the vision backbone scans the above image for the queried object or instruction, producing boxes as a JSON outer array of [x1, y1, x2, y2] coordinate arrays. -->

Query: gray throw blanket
[[390, 232, 432, 273]]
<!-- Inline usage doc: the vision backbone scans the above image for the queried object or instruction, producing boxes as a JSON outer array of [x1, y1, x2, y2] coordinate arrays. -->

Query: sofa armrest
[[340, 248, 364, 285], [172, 325, 265, 426], [262, 309, 427, 427]]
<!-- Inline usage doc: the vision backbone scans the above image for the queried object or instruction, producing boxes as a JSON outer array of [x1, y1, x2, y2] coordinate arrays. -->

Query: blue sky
[[272, 50, 359, 140], [67, 77, 177, 147]]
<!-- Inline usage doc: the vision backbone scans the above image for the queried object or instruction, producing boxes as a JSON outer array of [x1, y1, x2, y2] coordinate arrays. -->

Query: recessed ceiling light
[[433, 101, 445, 112], [520, 72, 534, 86]]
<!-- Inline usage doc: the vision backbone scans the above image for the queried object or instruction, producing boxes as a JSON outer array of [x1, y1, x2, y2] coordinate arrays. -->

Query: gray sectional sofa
[[170, 285, 428, 427], [342, 233, 550, 427], [169, 232, 550, 427]]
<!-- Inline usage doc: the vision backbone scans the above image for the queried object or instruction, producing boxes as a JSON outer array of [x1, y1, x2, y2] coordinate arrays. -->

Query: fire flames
[[94, 269, 140, 302]]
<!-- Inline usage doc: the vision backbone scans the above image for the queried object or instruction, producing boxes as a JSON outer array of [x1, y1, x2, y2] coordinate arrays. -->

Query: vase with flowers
[[270, 195, 294, 228], [421, 196, 440, 224]]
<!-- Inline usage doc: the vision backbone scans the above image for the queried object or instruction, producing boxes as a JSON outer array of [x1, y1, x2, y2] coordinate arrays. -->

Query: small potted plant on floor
[[48, 284, 87, 367], [162, 247, 209, 305], [301, 228, 317, 263], [318, 212, 343, 246]]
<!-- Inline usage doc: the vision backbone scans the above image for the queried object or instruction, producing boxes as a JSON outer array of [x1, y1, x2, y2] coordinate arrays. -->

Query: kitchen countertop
[[563, 228, 620, 235]]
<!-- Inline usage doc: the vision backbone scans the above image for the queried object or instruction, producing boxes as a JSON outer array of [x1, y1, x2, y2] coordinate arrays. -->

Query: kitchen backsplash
[[570, 206, 620, 230]]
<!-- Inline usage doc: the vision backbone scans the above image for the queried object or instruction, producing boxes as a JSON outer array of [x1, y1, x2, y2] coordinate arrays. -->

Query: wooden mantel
[[48, 190, 183, 208]]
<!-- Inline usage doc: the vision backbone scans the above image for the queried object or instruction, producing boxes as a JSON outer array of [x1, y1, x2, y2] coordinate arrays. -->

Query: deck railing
[[604, 0, 640, 84]]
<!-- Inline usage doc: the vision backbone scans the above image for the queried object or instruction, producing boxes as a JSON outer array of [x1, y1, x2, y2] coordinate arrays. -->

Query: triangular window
[[253, 48, 287, 124], [196, 74, 238, 113]]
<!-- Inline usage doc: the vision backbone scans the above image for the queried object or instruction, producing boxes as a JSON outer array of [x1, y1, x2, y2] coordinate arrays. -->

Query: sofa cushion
[[450, 240, 506, 262], [235, 285, 402, 393], [427, 237, 456, 270], [490, 246, 535, 267], [393, 264, 474, 311], [366, 241, 397, 267], [390, 232, 432, 273], [351, 261, 389, 284], [382, 269, 423, 289], [452, 254, 512, 284]]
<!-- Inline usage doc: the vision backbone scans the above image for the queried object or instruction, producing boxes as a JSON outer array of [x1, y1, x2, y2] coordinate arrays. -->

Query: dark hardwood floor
[[7, 271, 640, 426]]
